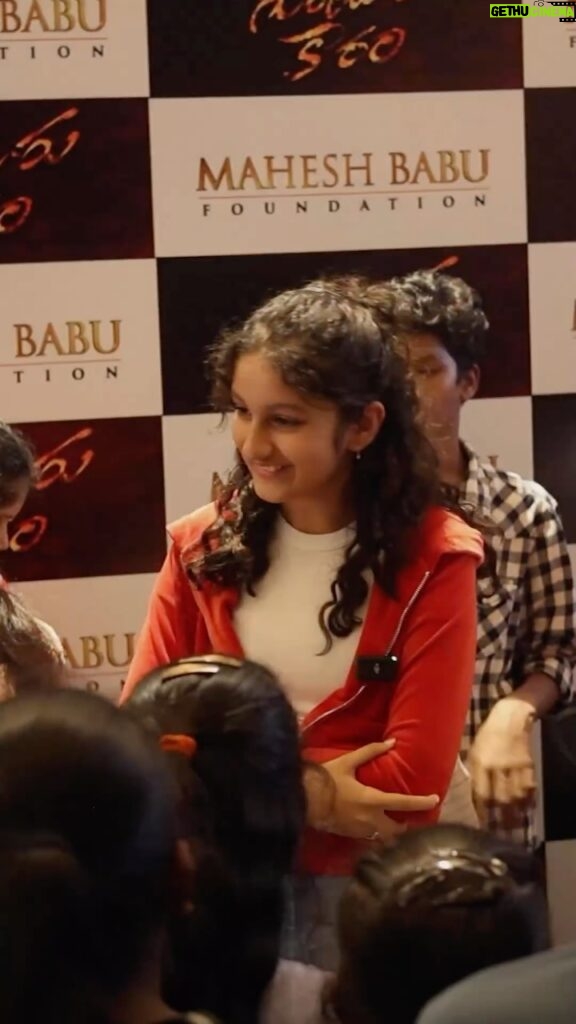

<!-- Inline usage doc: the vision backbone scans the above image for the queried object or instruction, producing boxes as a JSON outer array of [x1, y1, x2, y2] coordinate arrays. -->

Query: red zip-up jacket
[[122, 503, 483, 875]]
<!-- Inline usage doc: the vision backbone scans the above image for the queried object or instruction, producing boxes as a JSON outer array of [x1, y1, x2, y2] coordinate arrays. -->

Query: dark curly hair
[[186, 276, 477, 649], [125, 655, 305, 1024], [383, 269, 489, 375]]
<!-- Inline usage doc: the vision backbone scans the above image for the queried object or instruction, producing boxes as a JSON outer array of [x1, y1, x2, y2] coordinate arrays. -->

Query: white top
[[234, 516, 369, 717], [234, 516, 477, 827]]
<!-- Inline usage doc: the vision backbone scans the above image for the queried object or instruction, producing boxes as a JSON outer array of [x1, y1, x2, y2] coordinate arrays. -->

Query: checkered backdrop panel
[[1, 0, 575, 941]]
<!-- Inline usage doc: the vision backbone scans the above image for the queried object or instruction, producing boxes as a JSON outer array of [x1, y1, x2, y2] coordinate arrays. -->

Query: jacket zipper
[[300, 569, 432, 736]]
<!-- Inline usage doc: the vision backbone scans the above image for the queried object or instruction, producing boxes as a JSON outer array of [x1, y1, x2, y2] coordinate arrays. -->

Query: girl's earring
[[355, 451, 362, 462]]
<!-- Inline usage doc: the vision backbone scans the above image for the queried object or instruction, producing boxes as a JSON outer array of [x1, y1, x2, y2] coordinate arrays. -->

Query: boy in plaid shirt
[[386, 269, 575, 842]]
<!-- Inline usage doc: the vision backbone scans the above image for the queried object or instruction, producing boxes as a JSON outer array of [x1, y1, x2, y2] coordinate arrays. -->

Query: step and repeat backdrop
[[1, 0, 575, 935]]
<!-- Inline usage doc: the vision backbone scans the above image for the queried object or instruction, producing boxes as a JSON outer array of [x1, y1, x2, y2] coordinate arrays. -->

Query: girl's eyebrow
[[231, 391, 306, 412]]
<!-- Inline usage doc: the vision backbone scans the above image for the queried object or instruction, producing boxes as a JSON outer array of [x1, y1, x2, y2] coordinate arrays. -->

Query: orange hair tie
[[159, 734, 197, 759]]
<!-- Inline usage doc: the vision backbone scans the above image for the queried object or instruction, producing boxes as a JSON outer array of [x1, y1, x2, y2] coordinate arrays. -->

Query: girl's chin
[[251, 474, 292, 501]]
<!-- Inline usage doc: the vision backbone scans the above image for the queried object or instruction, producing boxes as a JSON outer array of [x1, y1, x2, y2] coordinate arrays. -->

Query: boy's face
[[403, 332, 480, 449]]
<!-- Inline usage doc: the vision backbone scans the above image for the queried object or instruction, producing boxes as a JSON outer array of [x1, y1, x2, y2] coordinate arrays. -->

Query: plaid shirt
[[458, 445, 575, 841]]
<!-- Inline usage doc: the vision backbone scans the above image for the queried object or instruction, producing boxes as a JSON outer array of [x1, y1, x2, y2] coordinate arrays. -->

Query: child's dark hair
[[189, 276, 446, 649], [0, 689, 177, 1024], [126, 655, 306, 1024], [0, 590, 65, 696], [384, 269, 489, 375], [0, 421, 36, 505], [329, 824, 549, 1024]]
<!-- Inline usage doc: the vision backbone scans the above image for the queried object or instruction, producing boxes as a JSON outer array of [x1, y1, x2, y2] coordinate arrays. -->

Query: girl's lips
[[250, 463, 290, 478]]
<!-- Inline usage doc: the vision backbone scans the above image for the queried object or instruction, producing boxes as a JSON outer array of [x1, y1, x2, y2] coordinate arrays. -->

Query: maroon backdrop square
[[158, 244, 530, 415], [525, 88, 576, 244], [3, 417, 166, 581], [0, 99, 154, 263], [533, 394, 576, 543], [148, 0, 522, 97]]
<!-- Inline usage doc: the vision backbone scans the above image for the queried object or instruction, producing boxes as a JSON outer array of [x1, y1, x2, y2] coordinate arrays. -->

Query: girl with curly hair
[[122, 277, 483, 968]]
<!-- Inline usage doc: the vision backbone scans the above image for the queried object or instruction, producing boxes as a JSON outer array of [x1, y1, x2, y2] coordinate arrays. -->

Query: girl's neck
[[281, 488, 355, 535]]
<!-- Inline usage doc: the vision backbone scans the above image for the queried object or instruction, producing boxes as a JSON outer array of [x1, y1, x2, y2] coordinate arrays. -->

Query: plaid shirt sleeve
[[520, 500, 575, 702]]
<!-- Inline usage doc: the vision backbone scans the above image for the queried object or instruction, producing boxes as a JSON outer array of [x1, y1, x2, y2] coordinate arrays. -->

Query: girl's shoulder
[[168, 503, 219, 551], [416, 505, 484, 566]]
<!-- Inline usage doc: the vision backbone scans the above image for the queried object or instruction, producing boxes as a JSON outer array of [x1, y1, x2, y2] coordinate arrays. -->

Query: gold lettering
[[63, 634, 131, 671], [78, 0, 106, 32], [81, 636, 104, 670], [14, 319, 120, 356], [15, 323, 35, 357], [92, 319, 121, 355], [264, 155, 295, 189], [66, 321, 90, 355], [54, 0, 76, 31], [22, 0, 50, 31], [239, 156, 266, 190], [38, 322, 65, 356], [322, 153, 339, 187], [198, 156, 234, 192], [438, 151, 459, 184], [343, 152, 373, 187], [0, 0, 20, 31], [104, 633, 135, 668], [389, 152, 410, 185], [301, 154, 318, 189], [411, 152, 437, 185], [0, 0, 106, 33], [461, 148, 489, 183]]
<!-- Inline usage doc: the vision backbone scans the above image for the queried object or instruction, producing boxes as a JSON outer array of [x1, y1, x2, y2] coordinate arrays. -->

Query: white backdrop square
[[461, 395, 534, 479], [0, 0, 150, 100], [529, 242, 576, 396], [150, 91, 528, 258], [0, 259, 163, 422], [16, 573, 157, 701], [523, 17, 576, 88], [162, 413, 235, 524]]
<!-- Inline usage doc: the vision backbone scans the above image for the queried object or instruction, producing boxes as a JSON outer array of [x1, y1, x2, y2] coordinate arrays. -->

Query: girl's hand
[[304, 740, 440, 842]]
